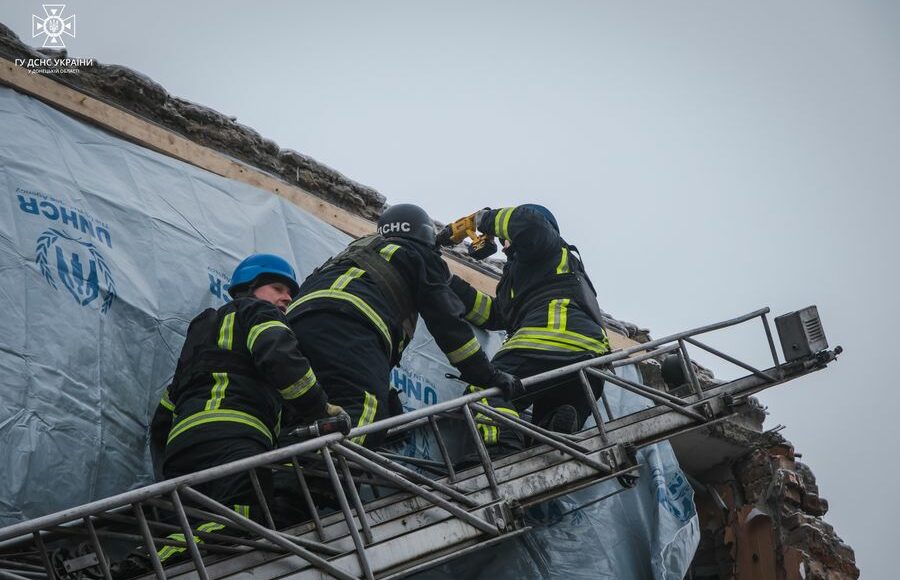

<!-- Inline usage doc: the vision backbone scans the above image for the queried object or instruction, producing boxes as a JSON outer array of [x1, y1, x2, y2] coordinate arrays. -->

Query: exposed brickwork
[[692, 439, 859, 579]]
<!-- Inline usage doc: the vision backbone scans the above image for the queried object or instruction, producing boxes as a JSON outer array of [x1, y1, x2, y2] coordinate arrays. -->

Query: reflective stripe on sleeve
[[246, 320, 289, 352], [445, 337, 481, 364], [493, 207, 516, 240], [280, 368, 317, 400], [464, 290, 492, 326]]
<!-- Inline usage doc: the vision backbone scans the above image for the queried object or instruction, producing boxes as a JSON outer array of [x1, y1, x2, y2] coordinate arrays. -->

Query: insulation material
[[0, 85, 698, 578]]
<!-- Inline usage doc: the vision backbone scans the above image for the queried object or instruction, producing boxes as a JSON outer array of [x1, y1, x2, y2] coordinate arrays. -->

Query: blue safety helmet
[[520, 204, 559, 233], [228, 253, 300, 298]]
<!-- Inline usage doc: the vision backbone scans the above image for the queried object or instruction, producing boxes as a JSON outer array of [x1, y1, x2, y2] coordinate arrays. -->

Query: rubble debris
[[690, 433, 859, 579]]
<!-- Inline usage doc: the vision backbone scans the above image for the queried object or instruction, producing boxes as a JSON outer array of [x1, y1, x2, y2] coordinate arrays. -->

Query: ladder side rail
[[319, 448, 374, 580], [178, 486, 357, 580]]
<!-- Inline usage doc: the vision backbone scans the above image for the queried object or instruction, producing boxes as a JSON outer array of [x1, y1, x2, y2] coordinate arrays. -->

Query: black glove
[[489, 369, 525, 400]]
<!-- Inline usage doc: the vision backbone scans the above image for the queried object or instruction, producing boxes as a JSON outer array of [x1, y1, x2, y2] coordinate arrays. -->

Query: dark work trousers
[[272, 312, 393, 529], [471, 351, 605, 452], [288, 310, 393, 449], [163, 435, 273, 522], [159, 436, 272, 560]]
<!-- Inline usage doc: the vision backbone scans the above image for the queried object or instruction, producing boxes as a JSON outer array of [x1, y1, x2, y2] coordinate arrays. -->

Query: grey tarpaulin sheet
[[0, 85, 698, 577]]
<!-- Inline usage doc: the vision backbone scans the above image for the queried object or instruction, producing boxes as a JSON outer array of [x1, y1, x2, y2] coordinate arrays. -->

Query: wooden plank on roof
[[0, 57, 635, 349]]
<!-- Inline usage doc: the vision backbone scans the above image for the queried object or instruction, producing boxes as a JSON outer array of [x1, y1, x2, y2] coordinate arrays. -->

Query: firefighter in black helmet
[[285, 203, 523, 449], [442, 204, 611, 455]]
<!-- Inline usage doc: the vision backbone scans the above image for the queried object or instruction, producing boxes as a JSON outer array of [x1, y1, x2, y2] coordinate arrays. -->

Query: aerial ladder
[[0, 306, 839, 580]]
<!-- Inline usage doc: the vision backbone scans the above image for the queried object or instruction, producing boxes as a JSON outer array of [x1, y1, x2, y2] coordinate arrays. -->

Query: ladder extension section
[[0, 307, 840, 580]]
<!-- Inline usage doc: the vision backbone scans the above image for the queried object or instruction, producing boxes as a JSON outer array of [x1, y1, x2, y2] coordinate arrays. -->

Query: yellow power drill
[[436, 210, 497, 260]]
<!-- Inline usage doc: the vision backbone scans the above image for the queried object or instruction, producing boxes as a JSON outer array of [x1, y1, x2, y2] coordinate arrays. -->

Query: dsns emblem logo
[[36, 228, 117, 313]]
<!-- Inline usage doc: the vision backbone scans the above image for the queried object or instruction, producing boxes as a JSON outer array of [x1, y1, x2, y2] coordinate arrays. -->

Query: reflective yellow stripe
[[500, 337, 582, 353], [280, 368, 317, 400], [474, 412, 499, 444], [500, 327, 610, 355], [205, 372, 229, 411], [445, 337, 481, 364], [379, 244, 401, 261], [288, 289, 392, 352], [246, 320, 289, 352], [217, 312, 235, 350], [556, 247, 570, 274], [350, 392, 378, 446], [160, 389, 175, 411], [465, 291, 492, 326], [168, 408, 273, 445], [479, 423, 498, 444], [157, 522, 224, 562], [158, 532, 188, 561], [496, 407, 520, 418], [548, 298, 570, 331], [330, 267, 366, 291], [494, 207, 515, 240], [197, 521, 225, 533], [514, 328, 608, 350], [234, 504, 251, 518]]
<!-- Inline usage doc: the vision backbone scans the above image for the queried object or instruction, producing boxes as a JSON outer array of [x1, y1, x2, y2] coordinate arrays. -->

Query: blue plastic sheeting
[[0, 85, 698, 577], [397, 361, 699, 580]]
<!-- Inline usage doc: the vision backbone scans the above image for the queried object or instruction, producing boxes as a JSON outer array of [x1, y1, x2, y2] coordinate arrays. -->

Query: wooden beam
[[0, 58, 635, 349]]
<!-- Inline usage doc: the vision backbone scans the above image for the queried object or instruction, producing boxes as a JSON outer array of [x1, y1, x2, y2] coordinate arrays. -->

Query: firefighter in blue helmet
[[140, 253, 341, 570], [284, 203, 523, 449], [442, 204, 610, 455]]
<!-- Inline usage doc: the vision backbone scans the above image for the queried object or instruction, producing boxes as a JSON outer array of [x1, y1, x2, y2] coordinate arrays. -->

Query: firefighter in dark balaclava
[[442, 204, 610, 455], [285, 203, 523, 449]]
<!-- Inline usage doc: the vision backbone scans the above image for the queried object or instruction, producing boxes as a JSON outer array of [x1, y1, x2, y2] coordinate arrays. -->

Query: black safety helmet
[[377, 203, 436, 246]]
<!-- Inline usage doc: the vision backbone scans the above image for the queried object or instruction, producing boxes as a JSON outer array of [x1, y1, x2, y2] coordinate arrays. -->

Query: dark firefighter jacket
[[285, 234, 496, 385], [158, 297, 326, 461], [449, 205, 610, 360]]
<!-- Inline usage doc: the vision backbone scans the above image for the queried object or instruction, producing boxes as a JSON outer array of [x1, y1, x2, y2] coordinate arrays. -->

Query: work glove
[[325, 402, 352, 426], [489, 369, 526, 400]]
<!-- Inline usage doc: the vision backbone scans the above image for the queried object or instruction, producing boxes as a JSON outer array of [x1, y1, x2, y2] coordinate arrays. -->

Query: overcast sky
[[3, 1, 898, 576]]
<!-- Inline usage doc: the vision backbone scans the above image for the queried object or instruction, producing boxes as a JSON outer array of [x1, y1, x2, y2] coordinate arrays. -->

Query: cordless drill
[[289, 413, 353, 440], [436, 211, 497, 260]]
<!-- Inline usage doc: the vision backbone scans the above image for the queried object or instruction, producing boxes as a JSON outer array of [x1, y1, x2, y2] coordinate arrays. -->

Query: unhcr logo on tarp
[[36, 228, 116, 313], [17, 190, 117, 314]]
